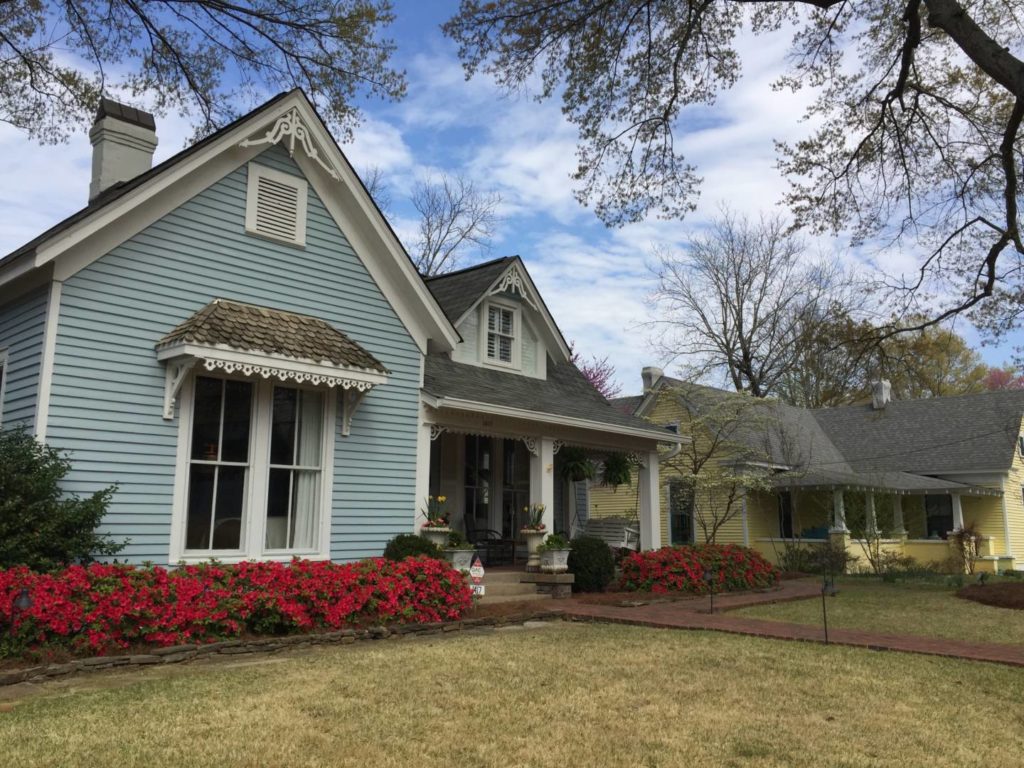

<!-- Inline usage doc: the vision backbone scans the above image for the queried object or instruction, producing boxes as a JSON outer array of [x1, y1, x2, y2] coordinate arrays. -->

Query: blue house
[[0, 92, 677, 565]]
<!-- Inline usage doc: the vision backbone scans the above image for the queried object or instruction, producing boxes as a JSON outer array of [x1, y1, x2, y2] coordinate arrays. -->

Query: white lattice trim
[[200, 357, 374, 390], [239, 108, 342, 181]]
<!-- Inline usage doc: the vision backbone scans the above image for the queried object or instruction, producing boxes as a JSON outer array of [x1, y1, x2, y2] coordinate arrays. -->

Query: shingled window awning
[[155, 299, 389, 429]]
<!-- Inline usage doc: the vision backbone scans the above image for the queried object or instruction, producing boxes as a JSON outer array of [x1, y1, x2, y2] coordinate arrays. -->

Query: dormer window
[[484, 301, 518, 367], [1018, 435, 1024, 458]]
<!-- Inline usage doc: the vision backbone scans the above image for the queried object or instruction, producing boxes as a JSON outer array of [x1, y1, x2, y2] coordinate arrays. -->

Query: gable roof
[[424, 255, 572, 361], [625, 375, 1024, 492], [157, 298, 387, 373], [0, 90, 459, 354], [423, 355, 681, 443]]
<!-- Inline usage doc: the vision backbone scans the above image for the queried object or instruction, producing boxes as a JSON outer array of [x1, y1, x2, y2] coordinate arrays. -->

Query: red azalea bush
[[0, 557, 472, 658], [619, 544, 780, 593]]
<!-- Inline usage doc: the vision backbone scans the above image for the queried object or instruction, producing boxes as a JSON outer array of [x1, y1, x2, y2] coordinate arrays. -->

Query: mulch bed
[[957, 582, 1024, 610]]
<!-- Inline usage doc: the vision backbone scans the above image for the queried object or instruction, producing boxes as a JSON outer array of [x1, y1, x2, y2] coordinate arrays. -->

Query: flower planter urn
[[522, 529, 546, 572], [421, 526, 450, 548], [540, 548, 571, 574], [443, 548, 475, 572]]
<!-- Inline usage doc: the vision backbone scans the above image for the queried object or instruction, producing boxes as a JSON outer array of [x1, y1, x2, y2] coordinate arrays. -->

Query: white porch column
[[892, 495, 907, 536], [831, 490, 848, 533], [865, 492, 877, 536], [529, 437, 556, 533], [952, 493, 964, 531], [638, 450, 662, 550], [414, 415, 433, 533]]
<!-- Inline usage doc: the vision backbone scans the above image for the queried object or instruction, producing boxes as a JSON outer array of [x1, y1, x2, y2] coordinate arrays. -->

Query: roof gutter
[[427, 395, 686, 444]]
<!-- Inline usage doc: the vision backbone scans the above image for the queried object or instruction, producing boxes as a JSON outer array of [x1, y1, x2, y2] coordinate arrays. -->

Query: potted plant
[[420, 495, 451, 547], [521, 503, 547, 572], [443, 530, 476, 572], [601, 453, 633, 490], [538, 533, 572, 573]]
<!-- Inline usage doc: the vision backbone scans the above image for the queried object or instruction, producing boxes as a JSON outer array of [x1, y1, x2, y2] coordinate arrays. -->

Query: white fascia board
[[157, 342, 389, 387], [433, 396, 687, 444], [455, 258, 572, 362], [28, 91, 457, 354]]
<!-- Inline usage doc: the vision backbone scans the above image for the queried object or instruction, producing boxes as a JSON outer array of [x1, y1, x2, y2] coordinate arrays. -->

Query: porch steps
[[476, 570, 551, 604]]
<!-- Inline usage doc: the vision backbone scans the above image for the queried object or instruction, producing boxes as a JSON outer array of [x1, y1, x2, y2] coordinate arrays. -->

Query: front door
[[502, 438, 531, 538]]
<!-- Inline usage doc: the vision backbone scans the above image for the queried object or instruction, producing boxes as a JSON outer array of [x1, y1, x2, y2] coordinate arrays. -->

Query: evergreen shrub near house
[[383, 533, 443, 561], [619, 544, 779, 593], [0, 557, 473, 659], [567, 535, 615, 592], [0, 428, 123, 571]]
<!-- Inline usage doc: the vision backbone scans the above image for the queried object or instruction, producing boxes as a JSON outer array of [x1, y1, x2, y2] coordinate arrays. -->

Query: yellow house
[[589, 368, 1024, 573]]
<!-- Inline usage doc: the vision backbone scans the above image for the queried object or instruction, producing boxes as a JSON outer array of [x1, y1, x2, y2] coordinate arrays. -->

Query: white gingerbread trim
[[239, 108, 342, 181], [157, 342, 387, 420], [489, 263, 539, 312]]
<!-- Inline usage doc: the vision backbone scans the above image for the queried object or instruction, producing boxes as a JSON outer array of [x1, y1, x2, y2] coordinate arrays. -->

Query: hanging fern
[[559, 446, 595, 482], [601, 452, 633, 490]]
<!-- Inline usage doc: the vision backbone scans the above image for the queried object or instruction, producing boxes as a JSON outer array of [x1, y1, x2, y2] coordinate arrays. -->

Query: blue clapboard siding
[[47, 145, 421, 563], [0, 287, 48, 429]]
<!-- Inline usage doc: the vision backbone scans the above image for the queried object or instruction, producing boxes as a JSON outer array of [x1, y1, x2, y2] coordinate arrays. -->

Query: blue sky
[[0, 1, 1019, 393]]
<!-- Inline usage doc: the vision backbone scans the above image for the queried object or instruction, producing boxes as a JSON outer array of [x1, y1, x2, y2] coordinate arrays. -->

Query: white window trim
[[1017, 434, 1024, 458], [244, 162, 309, 247], [480, 299, 521, 370], [168, 372, 336, 564], [0, 347, 8, 428]]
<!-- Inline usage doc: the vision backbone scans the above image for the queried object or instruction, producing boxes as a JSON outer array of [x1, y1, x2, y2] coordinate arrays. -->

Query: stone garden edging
[[0, 610, 560, 688]]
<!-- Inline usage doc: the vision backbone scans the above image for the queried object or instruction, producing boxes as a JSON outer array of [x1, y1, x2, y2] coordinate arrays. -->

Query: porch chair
[[582, 517, 640, 551], [464, 516, 515, 566]]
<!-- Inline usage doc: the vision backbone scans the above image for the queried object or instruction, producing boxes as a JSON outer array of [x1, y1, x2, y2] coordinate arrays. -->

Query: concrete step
[[484, 582, 540, 597], [476, 592, 552, 605], [482, 570, 531, 584]]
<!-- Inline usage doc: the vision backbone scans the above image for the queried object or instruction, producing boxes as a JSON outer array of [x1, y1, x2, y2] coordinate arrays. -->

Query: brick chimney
[[89, 98, 157, 201]]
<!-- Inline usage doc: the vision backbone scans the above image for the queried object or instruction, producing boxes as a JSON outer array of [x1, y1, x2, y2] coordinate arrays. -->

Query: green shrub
[[567, 535, 614, 592], [383, 533, 442, 561], [0, 428, 122, 571]]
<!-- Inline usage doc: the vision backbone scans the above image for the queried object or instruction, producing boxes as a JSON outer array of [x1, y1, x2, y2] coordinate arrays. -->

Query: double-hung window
[[485, 303, 517, 366], [179, 375, 331, 560], [668, 480, 695, 545]]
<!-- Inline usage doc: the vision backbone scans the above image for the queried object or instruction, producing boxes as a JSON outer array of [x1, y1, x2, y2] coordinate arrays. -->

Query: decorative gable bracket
[[240, 108, 343, 181], [490, 264, 539, 312]]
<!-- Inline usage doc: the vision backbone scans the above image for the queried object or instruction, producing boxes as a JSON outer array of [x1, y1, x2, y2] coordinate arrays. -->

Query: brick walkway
[[560, 580, 1024, 668]]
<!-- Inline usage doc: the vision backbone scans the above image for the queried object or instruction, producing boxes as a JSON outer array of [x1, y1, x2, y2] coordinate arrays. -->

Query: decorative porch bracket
[[552, 440, 564, 455], [163, 359, 196, 420], [429, 425, 447, 441], [521, 436, 540, 456], [340, 388, 367, 437]]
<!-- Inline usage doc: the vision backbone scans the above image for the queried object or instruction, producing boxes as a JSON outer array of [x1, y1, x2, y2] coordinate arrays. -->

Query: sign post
[[468, 555, 485, 597]]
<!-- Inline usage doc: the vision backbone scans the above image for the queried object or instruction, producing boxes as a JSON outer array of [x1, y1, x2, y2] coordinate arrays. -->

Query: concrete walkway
[[561, 580, 1024, 668]]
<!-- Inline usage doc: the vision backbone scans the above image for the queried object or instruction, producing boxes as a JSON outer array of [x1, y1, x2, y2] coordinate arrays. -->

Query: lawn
[[1, 623, 1023, 767], [734, 578, 1024, 645]]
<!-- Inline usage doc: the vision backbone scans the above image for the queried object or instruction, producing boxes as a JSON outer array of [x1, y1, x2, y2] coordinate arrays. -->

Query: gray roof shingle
[[424, 355, 677, 439], [623, 377, 1024, 492], [157, 299, 388, 373], [811, 390, 1024, 474], [423, 257, 515, 322]]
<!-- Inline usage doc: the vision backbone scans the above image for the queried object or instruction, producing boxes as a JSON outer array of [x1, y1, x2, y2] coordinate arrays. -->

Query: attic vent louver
[[245, 163, 308, 246]]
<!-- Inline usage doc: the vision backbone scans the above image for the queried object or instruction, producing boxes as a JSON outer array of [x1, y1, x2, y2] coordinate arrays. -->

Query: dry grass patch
[[0, 622, 1022, 767], [735, 578, 1024, 645]]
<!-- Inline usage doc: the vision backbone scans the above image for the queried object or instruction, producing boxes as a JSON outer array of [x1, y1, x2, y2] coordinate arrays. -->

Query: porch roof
[[769, 467, 1002, 496], [423, 355, 682, 443]]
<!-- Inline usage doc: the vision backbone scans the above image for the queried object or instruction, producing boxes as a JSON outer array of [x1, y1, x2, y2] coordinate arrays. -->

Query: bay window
[[175, 374, 333, 561]]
